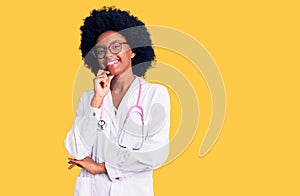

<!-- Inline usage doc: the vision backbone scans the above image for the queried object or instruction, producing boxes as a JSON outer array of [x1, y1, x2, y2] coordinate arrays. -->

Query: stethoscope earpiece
[[98, 119, 106, 130]]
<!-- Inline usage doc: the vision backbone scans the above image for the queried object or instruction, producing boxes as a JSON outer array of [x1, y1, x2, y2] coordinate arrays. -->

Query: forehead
[[96, 31, 127, 45]]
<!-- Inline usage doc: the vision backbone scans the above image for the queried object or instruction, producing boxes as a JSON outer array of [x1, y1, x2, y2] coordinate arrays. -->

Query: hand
[[91, 70, 114, 108], [67, 157, 106, 175], [93, 70, 114, 98]]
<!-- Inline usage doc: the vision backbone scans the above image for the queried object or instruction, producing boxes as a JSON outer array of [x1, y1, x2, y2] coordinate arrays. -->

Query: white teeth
[[107, 60, 119, 66]]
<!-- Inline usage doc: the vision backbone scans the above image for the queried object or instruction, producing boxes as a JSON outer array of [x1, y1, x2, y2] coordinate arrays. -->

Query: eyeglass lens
[[94, 42, 124, 59]]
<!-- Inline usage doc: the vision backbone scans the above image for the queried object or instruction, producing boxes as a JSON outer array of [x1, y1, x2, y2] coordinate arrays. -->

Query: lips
[[106, 59, 120, 68]]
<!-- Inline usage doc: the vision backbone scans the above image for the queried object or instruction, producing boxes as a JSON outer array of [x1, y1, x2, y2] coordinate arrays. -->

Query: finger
[[106, 75, 114, 87], [68, 159, 78, 164], [100, 74, 111, 87], [69, 160, 83, 168], [108, 74, 114, 83], [96, 71, 110, 80], [68, 157, 78, 163], [68, 160, 77, 164], [99, 79, 106, 88], [96, 75, 107, 83], [68, 158, 77, 163], [93, 77, 105, 88], [96, 69, 105, 76], [68, 163, 76, 170], [97, 70, 110, 77]]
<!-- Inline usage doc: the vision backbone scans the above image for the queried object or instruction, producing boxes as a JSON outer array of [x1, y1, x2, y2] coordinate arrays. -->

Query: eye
[[111, 43, 121, 51], [97, 47, 106, 54]]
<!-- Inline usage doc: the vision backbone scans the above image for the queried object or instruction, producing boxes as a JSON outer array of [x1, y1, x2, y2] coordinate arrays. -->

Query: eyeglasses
[[92, 42, 128, 59]]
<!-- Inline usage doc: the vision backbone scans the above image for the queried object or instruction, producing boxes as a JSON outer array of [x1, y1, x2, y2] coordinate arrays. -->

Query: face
[[95, 31, 135, 76]]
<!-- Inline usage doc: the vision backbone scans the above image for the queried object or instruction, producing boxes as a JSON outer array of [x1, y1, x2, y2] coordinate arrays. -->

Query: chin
[[107, 69, 118, 76]]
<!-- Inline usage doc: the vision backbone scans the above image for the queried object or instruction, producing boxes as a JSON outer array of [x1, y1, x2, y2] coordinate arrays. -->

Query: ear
[[131, 52, 136, 58]]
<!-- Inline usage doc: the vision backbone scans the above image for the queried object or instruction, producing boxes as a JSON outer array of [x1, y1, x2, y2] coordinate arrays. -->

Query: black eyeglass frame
[[92, 42, 129, 59]]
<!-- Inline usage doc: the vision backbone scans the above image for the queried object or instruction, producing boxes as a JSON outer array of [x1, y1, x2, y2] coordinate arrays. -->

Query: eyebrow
[[96, 39, 125, 48]]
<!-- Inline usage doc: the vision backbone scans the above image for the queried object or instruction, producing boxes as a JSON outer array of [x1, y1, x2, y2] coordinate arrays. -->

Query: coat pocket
[[74, 176, 93, 196]]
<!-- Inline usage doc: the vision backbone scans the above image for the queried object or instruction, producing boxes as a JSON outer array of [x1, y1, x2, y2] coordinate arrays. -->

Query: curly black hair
[[80, 6, 155, 77]]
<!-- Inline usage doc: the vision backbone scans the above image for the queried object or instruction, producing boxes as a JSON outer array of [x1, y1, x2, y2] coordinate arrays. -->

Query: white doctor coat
[[65, 77, 170, 196]]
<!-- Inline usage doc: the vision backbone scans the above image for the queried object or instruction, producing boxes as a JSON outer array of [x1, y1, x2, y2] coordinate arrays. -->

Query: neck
[[110, 69, 135, 92]]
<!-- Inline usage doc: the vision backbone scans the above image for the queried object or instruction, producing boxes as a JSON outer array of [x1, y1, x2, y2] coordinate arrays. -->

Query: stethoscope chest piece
[[98, 120, 106, 130]]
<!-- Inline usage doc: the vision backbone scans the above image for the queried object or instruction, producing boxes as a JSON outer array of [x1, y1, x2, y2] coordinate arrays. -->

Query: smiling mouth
[[106, 59, 120, 68]]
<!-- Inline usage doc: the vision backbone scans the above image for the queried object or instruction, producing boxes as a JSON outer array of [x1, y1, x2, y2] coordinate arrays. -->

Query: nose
[[104, 48, 115, 59]]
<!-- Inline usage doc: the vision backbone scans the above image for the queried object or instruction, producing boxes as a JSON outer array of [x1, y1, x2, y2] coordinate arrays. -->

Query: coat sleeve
[[64, 92, 102, 160], [105, 86, 170, 181]]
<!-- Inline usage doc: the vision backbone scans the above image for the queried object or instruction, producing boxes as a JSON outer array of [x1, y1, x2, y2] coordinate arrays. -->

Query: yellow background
[[0, 0, 299, 195]]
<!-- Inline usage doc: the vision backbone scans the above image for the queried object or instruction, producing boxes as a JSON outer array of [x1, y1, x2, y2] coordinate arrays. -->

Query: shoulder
[[141, 77, 168, 91], [139, 77, 169, 100]]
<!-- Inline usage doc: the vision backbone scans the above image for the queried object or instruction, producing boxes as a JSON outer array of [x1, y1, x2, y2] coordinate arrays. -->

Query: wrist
[[90, 95, 104, 108], [96, 162, 107, 174]]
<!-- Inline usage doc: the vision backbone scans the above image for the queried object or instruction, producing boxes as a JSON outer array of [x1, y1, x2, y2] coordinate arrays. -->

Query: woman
[[65, 6, 170, 196]]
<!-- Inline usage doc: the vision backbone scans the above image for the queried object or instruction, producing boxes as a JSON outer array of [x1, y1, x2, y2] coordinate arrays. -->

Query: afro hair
[[80, 6, 155, 76]]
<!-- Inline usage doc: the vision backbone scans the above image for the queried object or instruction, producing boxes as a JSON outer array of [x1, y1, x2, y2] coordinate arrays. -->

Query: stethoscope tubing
[[98, 76, 145, 150]]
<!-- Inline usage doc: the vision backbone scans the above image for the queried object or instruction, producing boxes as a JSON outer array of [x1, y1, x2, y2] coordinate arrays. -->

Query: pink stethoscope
[[97, 76, 145, 150]]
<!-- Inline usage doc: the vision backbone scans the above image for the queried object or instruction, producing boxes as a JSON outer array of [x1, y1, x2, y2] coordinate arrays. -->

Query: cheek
[[122, 51, 133, 61], [122, 55, 132, 64], [97, 60, 106, 69]]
